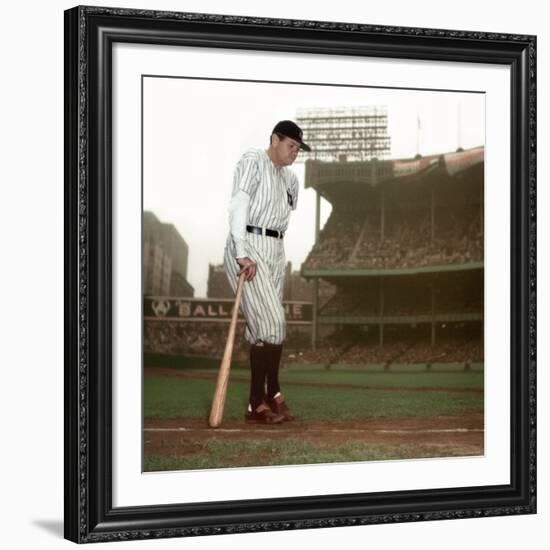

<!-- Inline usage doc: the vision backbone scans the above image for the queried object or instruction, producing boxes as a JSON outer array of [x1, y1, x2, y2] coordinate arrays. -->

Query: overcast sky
[[143, 77, 484, 297]]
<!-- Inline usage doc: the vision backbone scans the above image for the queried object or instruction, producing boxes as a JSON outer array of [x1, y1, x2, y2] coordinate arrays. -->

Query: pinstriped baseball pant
[[224, 232, 286, 345]]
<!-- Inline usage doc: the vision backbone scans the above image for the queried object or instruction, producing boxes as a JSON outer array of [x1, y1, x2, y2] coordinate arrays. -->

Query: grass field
[[143, 362, 484, 472]]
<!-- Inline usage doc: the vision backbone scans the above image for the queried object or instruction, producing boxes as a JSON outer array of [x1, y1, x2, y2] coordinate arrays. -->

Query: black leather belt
[[246, 225, 284, 239]]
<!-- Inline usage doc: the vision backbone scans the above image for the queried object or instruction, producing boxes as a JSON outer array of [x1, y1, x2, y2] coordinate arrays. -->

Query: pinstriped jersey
[[231, 148, 299, 232]]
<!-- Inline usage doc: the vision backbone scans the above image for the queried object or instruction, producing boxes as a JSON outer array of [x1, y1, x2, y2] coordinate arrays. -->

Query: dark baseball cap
[[272, 120, 311, 152]]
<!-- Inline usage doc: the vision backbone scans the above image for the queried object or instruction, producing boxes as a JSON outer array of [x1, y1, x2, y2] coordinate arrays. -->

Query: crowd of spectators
[[144, 320, 482, 366], [321, 289, 379, 316], [303, 206, 483, 271], [303, 209, 364, 270], [144, 321, 311, 360], [319, 277, 482, 319], [291, 334, 483, 366], [144, 321, 248, 358], [395, 338, 483, 364]]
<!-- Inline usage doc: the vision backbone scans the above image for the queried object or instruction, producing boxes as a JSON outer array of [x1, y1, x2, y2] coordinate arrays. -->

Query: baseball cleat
[[266, 394, 295, 421], [245, 402, 285, 424]]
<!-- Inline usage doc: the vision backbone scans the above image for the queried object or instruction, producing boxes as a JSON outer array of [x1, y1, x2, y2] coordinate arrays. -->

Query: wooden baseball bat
[[209, 272, 246, 428]]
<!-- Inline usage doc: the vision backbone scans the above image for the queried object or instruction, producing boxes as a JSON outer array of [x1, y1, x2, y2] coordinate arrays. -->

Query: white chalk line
[[144, 427, 483, 435]]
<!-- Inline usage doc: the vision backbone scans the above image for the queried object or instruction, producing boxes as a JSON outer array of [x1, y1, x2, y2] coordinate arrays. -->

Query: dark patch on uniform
[[287, 190, 294, 207]]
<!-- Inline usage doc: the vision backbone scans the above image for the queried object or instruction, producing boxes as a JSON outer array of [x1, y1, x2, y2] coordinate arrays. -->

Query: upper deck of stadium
[[304, 145, 484, 204], [301, 146, 484, 280]]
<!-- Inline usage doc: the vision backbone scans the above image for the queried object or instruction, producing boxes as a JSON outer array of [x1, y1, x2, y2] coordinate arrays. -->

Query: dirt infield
[[144, 412, 484, 465]]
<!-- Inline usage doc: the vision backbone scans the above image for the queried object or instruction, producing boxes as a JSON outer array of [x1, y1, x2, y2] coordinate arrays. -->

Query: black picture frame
[[64, 5, 536, 543]]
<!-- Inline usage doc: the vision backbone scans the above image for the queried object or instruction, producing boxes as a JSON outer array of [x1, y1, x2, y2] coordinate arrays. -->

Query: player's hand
[[237, 257, 257, 282]]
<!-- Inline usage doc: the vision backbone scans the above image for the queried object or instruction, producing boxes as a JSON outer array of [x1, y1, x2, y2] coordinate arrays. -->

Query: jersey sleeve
[[289, 172, 299, 211], [233, 151, 260, 197], [228, 190, 250, 259]]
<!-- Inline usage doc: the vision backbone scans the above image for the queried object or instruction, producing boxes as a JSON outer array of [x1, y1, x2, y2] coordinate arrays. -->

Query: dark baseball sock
[[249, 342, 267, 410], [265, 343, 283, 398]]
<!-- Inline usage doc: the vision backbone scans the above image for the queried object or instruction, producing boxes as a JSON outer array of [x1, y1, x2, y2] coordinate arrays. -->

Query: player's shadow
[[33, 519, 64, 538]]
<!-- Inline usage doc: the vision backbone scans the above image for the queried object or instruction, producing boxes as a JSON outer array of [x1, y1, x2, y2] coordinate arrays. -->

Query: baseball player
[[224, 120, 311, 424]]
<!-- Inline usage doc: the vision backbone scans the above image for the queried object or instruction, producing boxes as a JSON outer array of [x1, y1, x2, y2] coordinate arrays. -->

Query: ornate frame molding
[[64, 6, 536, 543]]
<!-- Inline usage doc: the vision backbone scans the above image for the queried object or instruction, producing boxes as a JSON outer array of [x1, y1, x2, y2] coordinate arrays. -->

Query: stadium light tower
[[295, 106, 391, 162]]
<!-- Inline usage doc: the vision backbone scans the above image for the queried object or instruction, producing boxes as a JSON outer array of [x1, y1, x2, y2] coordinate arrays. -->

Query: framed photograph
[[64, 5, 536, 543]]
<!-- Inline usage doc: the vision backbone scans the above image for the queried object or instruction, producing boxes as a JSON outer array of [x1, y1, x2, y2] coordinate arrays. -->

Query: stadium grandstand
[[299, 140, 484, 367]]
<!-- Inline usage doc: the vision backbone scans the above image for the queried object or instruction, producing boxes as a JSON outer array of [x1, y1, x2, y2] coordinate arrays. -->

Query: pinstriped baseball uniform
[[224, 147, 299, 345]]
